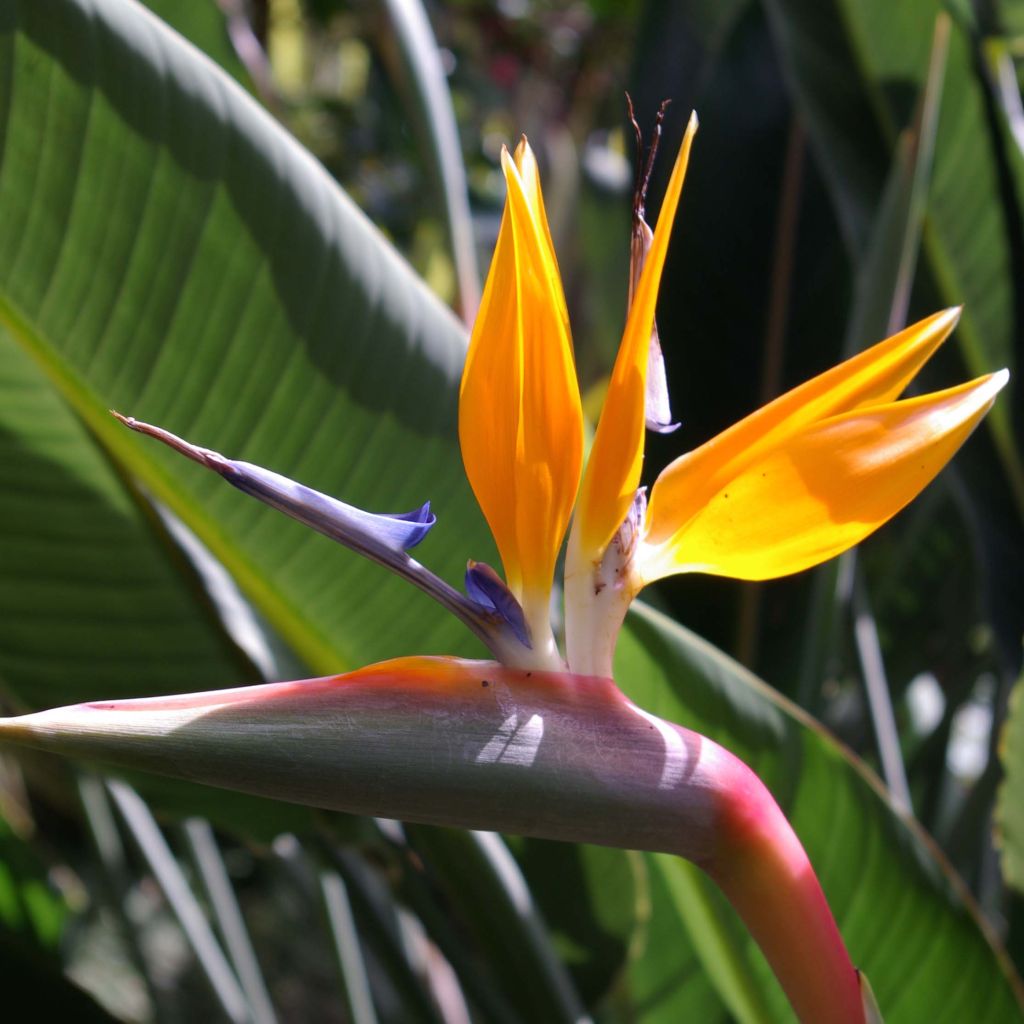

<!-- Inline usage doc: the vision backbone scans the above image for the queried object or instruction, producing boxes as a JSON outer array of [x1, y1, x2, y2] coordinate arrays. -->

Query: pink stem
[[704, 748, 863, 1023]]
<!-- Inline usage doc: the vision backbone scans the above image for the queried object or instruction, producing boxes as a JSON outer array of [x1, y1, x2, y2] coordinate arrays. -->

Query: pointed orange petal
[[572, 112, 698, 562], [504, 150, 584, 597], [460, 197, 522, 589], [458, 142, 583, 613], [640, 370, 1007, 582], [644, 308, 961, 550], [513, 137, 570, 335]]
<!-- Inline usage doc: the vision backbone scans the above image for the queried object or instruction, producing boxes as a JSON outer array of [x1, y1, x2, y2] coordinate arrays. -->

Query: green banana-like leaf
[[0, 271, 325, 838], [762, 0, 1024, 512], [997, 666, 1024, 894], [141, 0, 250, 89], [0, 0, 494, 687], [616, 603, 1024, 1022], [0, 324, 259, 709]]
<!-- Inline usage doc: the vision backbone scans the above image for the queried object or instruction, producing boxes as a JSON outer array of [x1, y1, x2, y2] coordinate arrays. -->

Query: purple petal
[[114, 413, 540, 665], [229, 462, 435, 551], [112, 414, 435, 554], [464, 561, 531, 647]]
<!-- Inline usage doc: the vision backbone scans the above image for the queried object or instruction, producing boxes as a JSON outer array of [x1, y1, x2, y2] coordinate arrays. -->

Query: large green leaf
[[762, 0, 1024, 512], [616, 602, 1024, 1022], [998, 667, 1024, 894], [0, 0, 494, 693], [0, 285, 328, 836], [141, 0, 250, 89], [0, 324, 257, 710]]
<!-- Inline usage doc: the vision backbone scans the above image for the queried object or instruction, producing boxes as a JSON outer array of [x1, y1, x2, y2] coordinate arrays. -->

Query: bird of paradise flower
[[0, 112, 1006, 1024]]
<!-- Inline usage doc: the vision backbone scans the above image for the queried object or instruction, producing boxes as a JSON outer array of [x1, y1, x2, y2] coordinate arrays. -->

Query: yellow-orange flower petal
[[512, 137, 570, 336], [642, 308, 961, 556], [572, 112, 698, 562], [639, 370, 1007, 582], [459, 140, 583, 614]]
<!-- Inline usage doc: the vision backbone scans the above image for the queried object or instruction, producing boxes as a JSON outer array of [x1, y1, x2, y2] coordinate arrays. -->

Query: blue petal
[[232, 466, 436, 552], [229, 464, 435, 552], [465, 561, 531, 647], [110, 414, 435, 555], [116, 414, 550, 664]]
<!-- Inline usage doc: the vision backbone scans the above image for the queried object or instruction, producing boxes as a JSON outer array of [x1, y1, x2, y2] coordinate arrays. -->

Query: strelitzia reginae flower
[[0, 114, 1008, 1024]]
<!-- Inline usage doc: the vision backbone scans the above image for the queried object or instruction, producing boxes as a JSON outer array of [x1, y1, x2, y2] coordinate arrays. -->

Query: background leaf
[[0, 0, 493, 693], [999, 666, 1024, 895]]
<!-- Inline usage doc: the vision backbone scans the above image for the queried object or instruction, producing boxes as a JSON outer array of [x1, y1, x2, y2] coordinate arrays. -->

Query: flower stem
[[705, 751, 864, 1024]]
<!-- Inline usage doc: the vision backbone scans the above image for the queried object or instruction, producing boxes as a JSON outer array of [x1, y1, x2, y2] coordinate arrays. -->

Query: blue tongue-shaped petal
[[229, 462, 435, 551], [112, 414, 434, 556], [464, 561, 531, 648], [115, 413, 544, 667]]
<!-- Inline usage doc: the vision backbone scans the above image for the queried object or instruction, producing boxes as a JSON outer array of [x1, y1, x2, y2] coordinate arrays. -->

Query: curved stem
[[704, 752, 863, 1024]]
